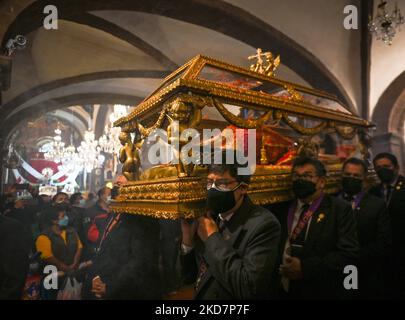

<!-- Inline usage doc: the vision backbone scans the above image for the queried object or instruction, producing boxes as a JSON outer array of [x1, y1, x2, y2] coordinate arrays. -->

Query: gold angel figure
[[166, 97, 202, 177], [296, 137, 320, 159], [248, 48, 280, 77], [264, 52, 280, 77], [118, 132, 140, 181]]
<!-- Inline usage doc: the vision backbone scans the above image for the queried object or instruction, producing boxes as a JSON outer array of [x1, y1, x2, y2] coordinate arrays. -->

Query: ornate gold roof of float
[[111, 54, 373, 219]]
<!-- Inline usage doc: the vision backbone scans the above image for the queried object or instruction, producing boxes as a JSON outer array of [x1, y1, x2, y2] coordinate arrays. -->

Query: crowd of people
[[0, 151, 404, 300], [0, 179, 165, 300], [178, 151, 404, 300]]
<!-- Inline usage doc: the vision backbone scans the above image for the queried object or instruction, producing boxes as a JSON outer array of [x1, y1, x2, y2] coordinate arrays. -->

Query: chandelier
[[98, 104, 130, 155], [369, 0, 404, 45], [59, 142, 79, 173], [76, 129, 105, 173], [40, 106, 131, 181], [43, 127, 66, 163], [42, 126, 105, 174]]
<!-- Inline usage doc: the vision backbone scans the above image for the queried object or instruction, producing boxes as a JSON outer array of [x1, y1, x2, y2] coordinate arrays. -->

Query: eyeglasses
[[291, 173, 318, 181], [206, 179, 242, 191]]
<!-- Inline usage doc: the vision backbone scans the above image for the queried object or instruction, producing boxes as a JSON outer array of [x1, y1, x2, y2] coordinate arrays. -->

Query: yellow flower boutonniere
[[317, 213, 325, 223]]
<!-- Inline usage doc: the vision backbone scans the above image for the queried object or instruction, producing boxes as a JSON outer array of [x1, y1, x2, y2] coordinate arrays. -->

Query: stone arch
[[371, 71, 405, 171], [1, 93, 143, 146], [1, 0, 354, 110]]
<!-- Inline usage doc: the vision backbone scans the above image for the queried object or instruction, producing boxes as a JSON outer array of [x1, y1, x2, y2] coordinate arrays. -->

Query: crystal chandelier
[[76, 129, 105, 173], [43, 126, 105, 174], [98, 104, 130, 155], [369, 0, 404, 45], [59, 142, 79, 173], [98, 126, 121, 155], [43, 127, 66, 163]]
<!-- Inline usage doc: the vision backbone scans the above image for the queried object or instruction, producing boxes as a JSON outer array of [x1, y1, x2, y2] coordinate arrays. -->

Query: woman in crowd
[[35, 206, 83, 299]]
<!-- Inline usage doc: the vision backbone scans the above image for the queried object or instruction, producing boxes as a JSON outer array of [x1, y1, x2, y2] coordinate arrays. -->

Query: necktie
[[291, 204, 310, 245], [385, 185, 393, 204], [195, 217, 226, 291], [195, 258, 208, 291], [97, 214, 120, 252], [282, 203, 310, 292], [216, 217, 227, 233], [299, 204, 310, 220]]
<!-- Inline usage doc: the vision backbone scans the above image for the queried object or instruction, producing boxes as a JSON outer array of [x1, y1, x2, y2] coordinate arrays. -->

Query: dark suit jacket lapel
[[225, 196, 255, 246], [276, 201, 293, 258], [194, 196, 254, 298], [375, 183, 384, 198], [304, 195, 331, 249], [390, 175, 405, 206]]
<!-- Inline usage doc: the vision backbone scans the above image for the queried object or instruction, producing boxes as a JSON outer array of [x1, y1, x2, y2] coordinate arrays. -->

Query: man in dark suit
[[179, 150, 281, 299], [339, 157, 391, 298], [369, 152, 405, 298], [267, 156, 359, 299], [82, 214, 161, 299], [0, 215, 30, 299]]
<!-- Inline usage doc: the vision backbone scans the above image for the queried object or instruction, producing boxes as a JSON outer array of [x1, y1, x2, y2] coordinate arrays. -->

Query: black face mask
[[206, 188, 236, 219], [376, 168, 395, 184], [342, 177, 363, 196], [292, 179, 317, 200]]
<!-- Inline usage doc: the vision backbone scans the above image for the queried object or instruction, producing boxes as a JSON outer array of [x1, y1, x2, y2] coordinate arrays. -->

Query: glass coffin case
[[111, 54, 373, 219]]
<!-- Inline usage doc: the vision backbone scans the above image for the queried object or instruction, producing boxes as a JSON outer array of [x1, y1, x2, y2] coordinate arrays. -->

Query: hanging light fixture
[[98, 104, 129, 155], [369, 0, 404, 45], [42, 118, 105, 174], [59, 141, 78, 172], [76, 128, 105, 173], [60, 108, 79, 171], [43, 125, 66, 163]]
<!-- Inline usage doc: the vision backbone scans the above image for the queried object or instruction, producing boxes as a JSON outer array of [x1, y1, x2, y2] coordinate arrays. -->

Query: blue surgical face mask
[[79, 199, 86, 207], [58, 216, 69, 228]]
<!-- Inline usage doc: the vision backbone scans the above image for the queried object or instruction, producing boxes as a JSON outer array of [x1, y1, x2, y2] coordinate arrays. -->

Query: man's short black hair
[[292, 156, 327, 177], [373, 152, 399, 168], [70, 192, 82, 204], [43, 207, 61, 224], [52, 192, 68, 202], [207, 149, 251, 184], [343, 157, 368, 175]]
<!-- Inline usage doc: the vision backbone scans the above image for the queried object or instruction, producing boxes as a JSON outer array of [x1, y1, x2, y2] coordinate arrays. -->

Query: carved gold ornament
[[110, 54, 373, 219], [284, 84, 303, 102], [210, 97, 272, 129], [317, 213, 325, 223], [109, 164, 343, 219], [248, 48, 281, 77]]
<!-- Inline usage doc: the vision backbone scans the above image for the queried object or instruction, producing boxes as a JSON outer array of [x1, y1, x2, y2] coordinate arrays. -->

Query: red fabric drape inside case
[[225, 125, 294, 164]]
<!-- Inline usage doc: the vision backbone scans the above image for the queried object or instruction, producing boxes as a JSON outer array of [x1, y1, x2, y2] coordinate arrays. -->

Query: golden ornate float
[[111, 51, 373, 219]]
